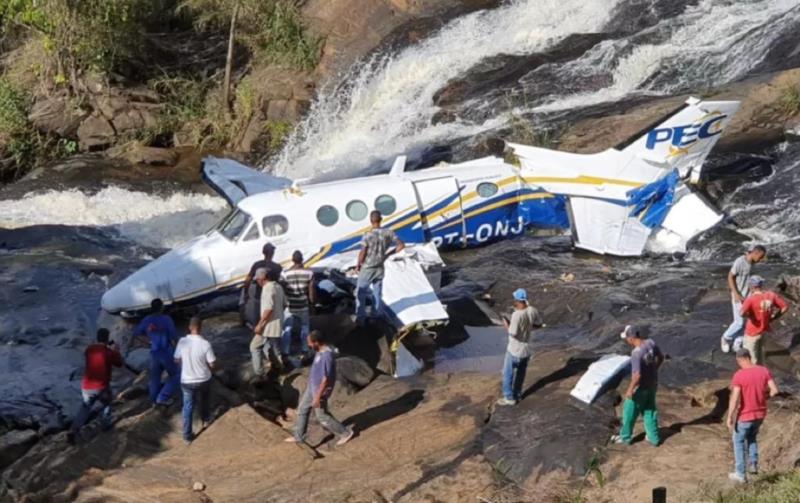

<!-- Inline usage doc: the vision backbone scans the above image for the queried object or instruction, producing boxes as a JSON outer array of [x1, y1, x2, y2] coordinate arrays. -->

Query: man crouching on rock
[[497, 288, 543, 406], [612, 325, 664, 446], [285, 330, 354, 446]]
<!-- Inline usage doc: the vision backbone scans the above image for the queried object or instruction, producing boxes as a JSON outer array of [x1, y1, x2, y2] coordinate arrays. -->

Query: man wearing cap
[[726, 348, 779, 483], [721, 246, 766, 354], [739, 276, 788, 366], [497, 288, 543, 406], [251, 267, 286, 375], [241, 243, 283, 328], [612, 325, 664, 446]]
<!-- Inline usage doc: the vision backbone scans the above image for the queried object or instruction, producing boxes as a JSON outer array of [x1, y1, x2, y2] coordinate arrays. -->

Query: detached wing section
[[202, 156, 292, 205], [509, 97, 739, 256]]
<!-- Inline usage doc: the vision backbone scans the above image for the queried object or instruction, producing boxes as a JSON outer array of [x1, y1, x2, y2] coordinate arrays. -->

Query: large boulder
[[27, 98, 88, 138], [77, 114, 116, 150], [0, 429, 38, 470]]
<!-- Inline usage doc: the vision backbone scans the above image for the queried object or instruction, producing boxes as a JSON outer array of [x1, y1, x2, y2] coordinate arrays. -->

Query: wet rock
[[0, 429, 38, 470]]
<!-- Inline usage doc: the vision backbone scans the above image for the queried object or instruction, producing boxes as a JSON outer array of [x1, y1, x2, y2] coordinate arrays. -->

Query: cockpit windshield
[[215, 209, 252, 241]]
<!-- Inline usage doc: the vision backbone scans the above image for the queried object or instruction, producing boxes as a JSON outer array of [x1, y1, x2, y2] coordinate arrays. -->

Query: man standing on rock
[[497, 288, 542, 406], [355, 210, 404, 325], [174, 316, 216, 445], [285, 330, 354, 446], [68, 328, 123, 443], [251, 268, 286, 375], [739, 275, 788, 366], [721, 245, 766, 354], [281, 250, 315, 361], [241, 243, 283, 329], [726, 348, 779, 483], [612, 325, 664, 446], [133, 298, 179, 406]]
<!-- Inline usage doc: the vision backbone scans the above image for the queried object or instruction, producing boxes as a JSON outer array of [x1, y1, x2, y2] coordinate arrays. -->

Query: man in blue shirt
[[133, 298, 179, 406], [285, 330, 354, 446]]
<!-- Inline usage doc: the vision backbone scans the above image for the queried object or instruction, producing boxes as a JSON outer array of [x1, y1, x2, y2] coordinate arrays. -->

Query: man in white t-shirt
[[174, 316, 216, 444], [497, 288, 542, 406]]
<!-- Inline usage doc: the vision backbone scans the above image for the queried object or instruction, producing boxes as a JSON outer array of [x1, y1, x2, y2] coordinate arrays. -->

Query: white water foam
[[270, 0, 799, 181], [0, 187, 228, 248], [533, 0, 800, 112], [271, 0, 621, 179]]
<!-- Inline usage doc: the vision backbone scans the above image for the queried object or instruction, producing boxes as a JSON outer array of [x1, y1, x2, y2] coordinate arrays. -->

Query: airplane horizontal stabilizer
[[202, 157, 292, 205]]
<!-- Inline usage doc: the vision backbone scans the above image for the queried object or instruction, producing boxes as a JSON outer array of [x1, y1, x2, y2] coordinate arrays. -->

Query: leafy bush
[[778, 85, 800, 116]]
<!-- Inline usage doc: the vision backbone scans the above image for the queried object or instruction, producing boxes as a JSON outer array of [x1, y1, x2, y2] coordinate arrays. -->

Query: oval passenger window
[[374, 194, 397, 216], [346, 200, 368, 221], [316, 205, 339, 227], [477, 182, 499, 198], [262, 215, 289, 237]]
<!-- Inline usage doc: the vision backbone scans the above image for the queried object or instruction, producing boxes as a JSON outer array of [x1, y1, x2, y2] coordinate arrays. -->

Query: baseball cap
[[620, 324, 641, 340], [749, 275, 764, 288], [513, 288, 528, 302]]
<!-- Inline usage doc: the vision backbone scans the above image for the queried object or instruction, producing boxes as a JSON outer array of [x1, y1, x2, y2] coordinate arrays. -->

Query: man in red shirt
[[739, 276, 788, 365], [68, 328, 124, 443], [726, 348, 779, 483]]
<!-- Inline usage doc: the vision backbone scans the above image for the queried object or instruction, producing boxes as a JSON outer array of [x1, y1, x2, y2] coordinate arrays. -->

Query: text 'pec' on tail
[[616, 97, 741, 181]]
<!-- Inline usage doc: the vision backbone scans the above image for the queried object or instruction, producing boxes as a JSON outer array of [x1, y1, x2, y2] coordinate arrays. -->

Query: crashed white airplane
[[102, 98, 740, 328]]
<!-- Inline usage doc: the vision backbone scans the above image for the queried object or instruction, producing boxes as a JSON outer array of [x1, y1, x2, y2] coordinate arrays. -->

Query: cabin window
[[316, 205, 339, 227], [242, 222, 260, 242], [218, 210, 251, 241], [262, 215, 289, 237], [477, 182, 499, 198], [374, 194, 396, 216], [346, 200, 368, 221]]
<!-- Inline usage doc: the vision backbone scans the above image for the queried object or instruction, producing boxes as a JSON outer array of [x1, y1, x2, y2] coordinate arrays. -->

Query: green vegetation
[[778, 84, 800, 116], [507, 112, 563, 149], [698, 471, 800, 503]]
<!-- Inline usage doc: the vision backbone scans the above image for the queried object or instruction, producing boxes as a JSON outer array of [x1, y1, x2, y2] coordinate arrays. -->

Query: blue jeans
[[149, 351, 179, 403], [294, 386, 348, 442], [356, 268, 383, 323], [71, 387, 113, 433], [502, 352, 529, 401], [733, 419, 762, 477], [723, 299, 744, 342], [181, 380, 211, 441], [282, 311, 310, 355]]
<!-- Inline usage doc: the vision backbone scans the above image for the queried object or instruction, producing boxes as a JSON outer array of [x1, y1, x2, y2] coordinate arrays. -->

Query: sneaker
[[733, 337, 744, 352], [748, 465, 758, 475], [336, 428, 355, 446], [646, 436, 660, 447], [155, 398, 174, 407], [495, 398, 517, 406], [721, 337, 732, 354], [183, 437, 193, 446], [284, 437, 299, 443], [610, 434, 630, 445], [728, 472, 746, 484]]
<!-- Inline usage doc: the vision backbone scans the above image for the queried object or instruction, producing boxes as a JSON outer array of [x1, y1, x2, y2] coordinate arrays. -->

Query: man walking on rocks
[[174, 316, 216, 444], [285, 330, 354, 446], [739, 275, 788, 366], [133, 298, 179, 406], [68, 328, 123, 443], [726, 348, 779, 483], [251, 268, 285, 375], [355, 210, 404, 325], [497, 288, 542, 406], [612, 325, 664, 446], [721, 245, 766, 354]]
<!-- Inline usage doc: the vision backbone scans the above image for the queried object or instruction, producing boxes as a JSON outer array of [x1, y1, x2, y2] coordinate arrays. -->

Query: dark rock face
[[0, 430, 38, 471]]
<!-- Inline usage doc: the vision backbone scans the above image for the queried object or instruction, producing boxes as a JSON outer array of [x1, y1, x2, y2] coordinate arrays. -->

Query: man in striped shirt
[[281, 250, 315, 359]]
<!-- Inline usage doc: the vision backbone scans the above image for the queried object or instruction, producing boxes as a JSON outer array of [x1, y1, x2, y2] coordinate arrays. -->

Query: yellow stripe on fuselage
[[523, 175, 642, 188]]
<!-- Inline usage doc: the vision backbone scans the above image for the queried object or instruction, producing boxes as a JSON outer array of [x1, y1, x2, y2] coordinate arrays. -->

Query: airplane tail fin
[[615, 97, 740, 181]]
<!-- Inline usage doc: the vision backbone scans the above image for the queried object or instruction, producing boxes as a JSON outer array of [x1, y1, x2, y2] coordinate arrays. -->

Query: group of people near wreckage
[[70, 226, 786, 483], [489, 244, 787, 485], [68, 210, 401, 447]]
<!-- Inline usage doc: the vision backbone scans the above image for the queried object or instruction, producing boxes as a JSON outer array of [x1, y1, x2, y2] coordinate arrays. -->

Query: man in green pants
[[611, 325, 664, 446]]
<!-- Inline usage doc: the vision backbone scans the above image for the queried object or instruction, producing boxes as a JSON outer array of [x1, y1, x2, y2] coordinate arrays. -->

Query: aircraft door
[[412, 176, 465, 248]]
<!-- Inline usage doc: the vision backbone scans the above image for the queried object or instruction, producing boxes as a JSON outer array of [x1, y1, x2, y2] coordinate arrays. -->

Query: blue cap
[[513, 288, 528, 302], [749, 275, 764, 287]]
